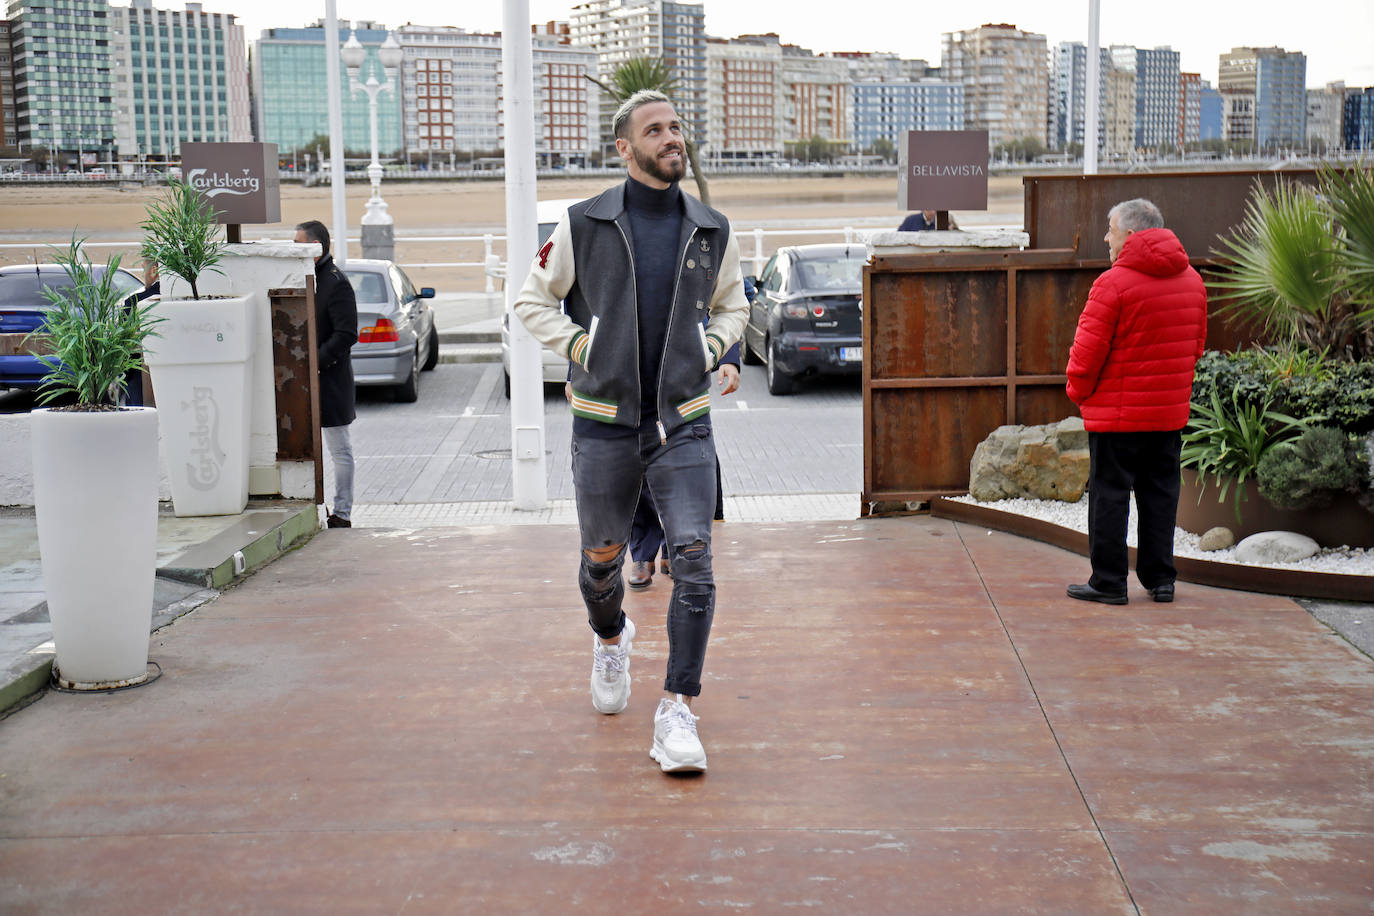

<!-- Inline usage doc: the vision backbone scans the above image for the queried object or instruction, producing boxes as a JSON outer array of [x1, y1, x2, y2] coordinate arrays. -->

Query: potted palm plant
[[140, 179, 257, 516], [28, 237, 164, 688]]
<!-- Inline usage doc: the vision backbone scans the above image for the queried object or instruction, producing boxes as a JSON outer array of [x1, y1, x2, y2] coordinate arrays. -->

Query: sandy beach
[[0, 173, 1025, 290]]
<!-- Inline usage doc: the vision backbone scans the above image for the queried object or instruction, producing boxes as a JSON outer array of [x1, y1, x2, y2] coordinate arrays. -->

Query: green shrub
[[1181, 387, 1310, 518], [1256, 426, 1368, 509]]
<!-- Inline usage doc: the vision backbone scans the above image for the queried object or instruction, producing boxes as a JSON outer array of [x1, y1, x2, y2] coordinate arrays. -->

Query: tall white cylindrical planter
[[144, 294, 255, 516], [31, 407, 160, 688]]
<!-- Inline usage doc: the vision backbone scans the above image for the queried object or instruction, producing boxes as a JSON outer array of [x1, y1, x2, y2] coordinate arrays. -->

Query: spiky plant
[[139, 178, 225, 300], [30, 236, 164, 407]]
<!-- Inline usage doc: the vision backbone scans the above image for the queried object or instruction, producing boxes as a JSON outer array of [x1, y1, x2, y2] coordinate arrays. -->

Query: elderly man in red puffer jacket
[[1065, 198, 1208, 606]]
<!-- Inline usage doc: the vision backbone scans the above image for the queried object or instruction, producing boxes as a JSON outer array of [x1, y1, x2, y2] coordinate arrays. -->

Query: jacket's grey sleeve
[[511, 214, 591, 366], [703, 230, 749, 367]]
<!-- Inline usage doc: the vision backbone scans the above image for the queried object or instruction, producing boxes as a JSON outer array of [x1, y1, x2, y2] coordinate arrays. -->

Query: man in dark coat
[[294, 220, 358, 528]]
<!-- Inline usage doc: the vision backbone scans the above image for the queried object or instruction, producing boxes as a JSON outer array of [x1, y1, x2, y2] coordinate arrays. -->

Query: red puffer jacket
[[1065, 228, 1207, 432]]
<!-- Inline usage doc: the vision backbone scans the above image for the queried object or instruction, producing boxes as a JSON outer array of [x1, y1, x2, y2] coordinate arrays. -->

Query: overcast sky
[[216, 1, 1373, 87]]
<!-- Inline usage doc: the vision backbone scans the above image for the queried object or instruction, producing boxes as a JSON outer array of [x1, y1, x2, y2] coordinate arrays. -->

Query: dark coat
[[314, 254, 358, 428]]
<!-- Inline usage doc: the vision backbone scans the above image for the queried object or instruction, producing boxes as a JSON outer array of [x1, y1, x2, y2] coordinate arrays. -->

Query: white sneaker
[[650, 697, 708, 772], [590, 616, 635, 714]]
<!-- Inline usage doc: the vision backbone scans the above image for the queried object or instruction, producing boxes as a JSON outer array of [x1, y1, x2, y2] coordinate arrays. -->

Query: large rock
[[969, 417, 1090, 502], [1234, 531, 1320, 565], [1198, 526, 1236, 552]]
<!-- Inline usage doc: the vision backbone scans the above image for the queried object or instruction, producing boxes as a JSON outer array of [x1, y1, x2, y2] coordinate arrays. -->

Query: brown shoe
[[627, 560, 654, 590]]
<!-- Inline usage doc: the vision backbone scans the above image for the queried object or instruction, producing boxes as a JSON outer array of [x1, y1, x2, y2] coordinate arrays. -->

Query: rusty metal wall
[[269, 283, 323, 504], [1024, 169, 1320, 262]]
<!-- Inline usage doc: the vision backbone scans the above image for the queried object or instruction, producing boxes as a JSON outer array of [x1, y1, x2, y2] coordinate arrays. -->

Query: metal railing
[[0, 225, 879, 292]]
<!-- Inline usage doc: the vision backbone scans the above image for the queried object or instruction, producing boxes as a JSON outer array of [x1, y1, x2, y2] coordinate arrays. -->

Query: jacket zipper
[[612, 219, 642, 429], [655, 225, 698, 444]]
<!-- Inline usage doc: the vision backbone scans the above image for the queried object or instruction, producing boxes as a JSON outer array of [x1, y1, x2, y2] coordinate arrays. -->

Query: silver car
[[342, 260, 439, 403]]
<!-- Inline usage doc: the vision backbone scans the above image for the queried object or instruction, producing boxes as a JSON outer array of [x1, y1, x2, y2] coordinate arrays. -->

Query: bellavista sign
[[897, 130, 990, 212], [180, 142, 281, 224]]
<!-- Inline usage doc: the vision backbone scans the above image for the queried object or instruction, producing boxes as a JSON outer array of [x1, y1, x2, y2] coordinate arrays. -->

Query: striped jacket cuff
[[568, 329, 589, 367]]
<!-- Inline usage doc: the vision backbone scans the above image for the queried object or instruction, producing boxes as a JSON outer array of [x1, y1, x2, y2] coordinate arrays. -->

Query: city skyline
[[215, 0, 1374, 87]]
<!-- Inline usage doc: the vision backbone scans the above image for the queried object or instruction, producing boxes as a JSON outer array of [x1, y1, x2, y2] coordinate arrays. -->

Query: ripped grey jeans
[[571, 421, 717, 697]]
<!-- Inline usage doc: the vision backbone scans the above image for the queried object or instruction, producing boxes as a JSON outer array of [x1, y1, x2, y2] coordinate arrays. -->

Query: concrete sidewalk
[[2, 516, 1371, 912]]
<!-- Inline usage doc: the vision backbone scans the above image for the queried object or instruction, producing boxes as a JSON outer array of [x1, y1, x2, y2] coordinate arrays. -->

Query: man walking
[[294, 220, 358, 529], [514, 90, 748, 772], [1065, 198, 1207, 605]]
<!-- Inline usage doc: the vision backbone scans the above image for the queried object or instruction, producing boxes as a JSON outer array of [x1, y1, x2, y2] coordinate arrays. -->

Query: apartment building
[[851, 78, 962, 152], [941, 23, 1047, 149], [0, 19, 14, 147], [1103, 60, 1136, 158], [1049, 41, 1109, 152], [1179, 71, 1201, 146], [704, 34, 781, 161], [1307, 82, 1347, 151], [569, 0, 706, 149], [1345, 87, 1374, 151], [1219, 46, 1307, 148], [1109, 45, 1180, 150], [6, 0, 116, 164], [110, 0, 249, 162]]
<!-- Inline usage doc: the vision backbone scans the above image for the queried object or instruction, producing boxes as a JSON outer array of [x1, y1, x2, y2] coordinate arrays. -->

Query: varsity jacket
[[513, 181, 749, 437]]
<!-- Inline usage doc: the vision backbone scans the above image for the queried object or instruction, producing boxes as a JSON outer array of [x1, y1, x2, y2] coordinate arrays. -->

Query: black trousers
[[1087, 430, 1182, 594]]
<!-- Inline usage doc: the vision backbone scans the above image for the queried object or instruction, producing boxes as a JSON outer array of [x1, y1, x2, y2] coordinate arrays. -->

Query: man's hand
[[717, 364, 740, 396]]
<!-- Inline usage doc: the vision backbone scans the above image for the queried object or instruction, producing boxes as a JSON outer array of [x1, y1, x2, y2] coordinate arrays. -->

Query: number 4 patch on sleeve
[[537, 241, 553, 269]]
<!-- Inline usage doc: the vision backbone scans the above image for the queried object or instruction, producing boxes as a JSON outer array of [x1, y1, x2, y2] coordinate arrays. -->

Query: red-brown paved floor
[[1, 517, 1371, 913]]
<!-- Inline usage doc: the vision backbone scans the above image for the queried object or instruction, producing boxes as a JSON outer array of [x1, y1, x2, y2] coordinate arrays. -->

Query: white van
[[501, 198, 582, 397]]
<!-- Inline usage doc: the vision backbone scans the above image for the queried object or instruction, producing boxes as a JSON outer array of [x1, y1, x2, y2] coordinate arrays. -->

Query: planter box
[[1176, 468, 1374, 549]]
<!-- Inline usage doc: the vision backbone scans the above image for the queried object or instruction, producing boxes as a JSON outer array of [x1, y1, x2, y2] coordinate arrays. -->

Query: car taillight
[[783, 304, 809, 319], [359, 318, 398, 343]]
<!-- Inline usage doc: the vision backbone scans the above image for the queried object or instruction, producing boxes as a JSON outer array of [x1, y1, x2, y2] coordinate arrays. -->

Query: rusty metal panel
[[1015, 386, 1077, 428], [0, 332, 51, 357], [870, 386, 1007, 496], [1015, 269, 1095, 376], [869, 269, 1006, 379], [269, 283, 323, 504], [1024, 170, 1321, 262]]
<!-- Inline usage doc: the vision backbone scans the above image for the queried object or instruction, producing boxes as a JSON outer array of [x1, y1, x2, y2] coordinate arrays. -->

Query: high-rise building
[[1345, 87, 1374, 151], [252, 21, 402, 156], [1307, 82, 1348, 152], [1199, 81, 1222, 140], [851, 79, 963, 153], [778, 43, 850, 149], [1110, 45, 1180, 150], [110, 0, 250, 162], [834, 50, 931, 84], [1222, 91, 1255, 144], [1219, 46, 1307, 148], [1180, 72, 1201, 146], [0, 19, 15, 148], [390, 23, 596, 167], [569, 0, 706, 150], [1049, 41, 1109, 153], [6, 0, 117, 164], [1103, 60, 1136, 158], [704, 35, 782, 161], [941, 23, 1048, 149]]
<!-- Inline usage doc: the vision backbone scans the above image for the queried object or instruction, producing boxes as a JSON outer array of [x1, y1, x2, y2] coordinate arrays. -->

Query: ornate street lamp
[[341, 30, 402, 260]]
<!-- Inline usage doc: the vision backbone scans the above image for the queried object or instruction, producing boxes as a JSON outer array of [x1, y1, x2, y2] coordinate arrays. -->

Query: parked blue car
[[0, 263, 146, 391]]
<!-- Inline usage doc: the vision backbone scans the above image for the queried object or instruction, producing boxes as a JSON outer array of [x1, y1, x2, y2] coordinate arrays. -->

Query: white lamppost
[[341, 30, 403, 260]]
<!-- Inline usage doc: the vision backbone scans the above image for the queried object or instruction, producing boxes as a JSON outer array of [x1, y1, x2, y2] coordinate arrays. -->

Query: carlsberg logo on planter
[[187, 168, 262, 198], [179, 142, 281, 224], [184, 386, 226, 491]]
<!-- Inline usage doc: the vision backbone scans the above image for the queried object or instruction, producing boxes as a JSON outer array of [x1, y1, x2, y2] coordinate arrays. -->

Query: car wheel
[[394, 350, 420, 403], [741, 331, 763, 365], [421, 325, 439, 371], [766, 338, 795, 395]]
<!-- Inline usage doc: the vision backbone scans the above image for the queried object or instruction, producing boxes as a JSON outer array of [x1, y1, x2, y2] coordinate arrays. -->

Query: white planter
[[144, 293, 255, 516], [31, 406, 160, 687]]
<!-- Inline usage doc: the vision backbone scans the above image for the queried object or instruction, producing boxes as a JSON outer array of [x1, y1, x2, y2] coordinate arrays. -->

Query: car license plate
[[839, 347, 863, 362]]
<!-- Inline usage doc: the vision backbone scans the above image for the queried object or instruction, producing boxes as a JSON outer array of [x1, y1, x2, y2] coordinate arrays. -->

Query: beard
[[633, 143, 686, 184]]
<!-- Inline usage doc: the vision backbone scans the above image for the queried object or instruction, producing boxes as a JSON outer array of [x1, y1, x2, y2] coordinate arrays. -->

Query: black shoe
[[327, 514, 352, 528], [1067, 583, 1128, 605], [1149, 583, 1174, 603]]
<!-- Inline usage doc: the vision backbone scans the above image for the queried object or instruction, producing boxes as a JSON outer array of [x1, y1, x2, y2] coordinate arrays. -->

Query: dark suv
[[0, 264, 146, 391], [741, 244, 865, 394]]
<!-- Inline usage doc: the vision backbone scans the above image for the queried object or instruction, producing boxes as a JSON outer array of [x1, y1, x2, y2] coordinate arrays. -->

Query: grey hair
[[612, 89, 672, 140], [1109, 198, 1165, 232]]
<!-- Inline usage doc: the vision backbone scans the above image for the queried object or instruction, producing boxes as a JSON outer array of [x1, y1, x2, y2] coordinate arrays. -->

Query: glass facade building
[[111, 0, 249, 161], [6, 0, 116, 162], [1345, 87, 1374, 151], [252, 24, 402, 155], [851, 79, 962, 152]]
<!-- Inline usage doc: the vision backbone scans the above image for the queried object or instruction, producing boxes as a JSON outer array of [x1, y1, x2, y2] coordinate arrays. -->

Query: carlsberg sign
[[180, 142, 281, 224]]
